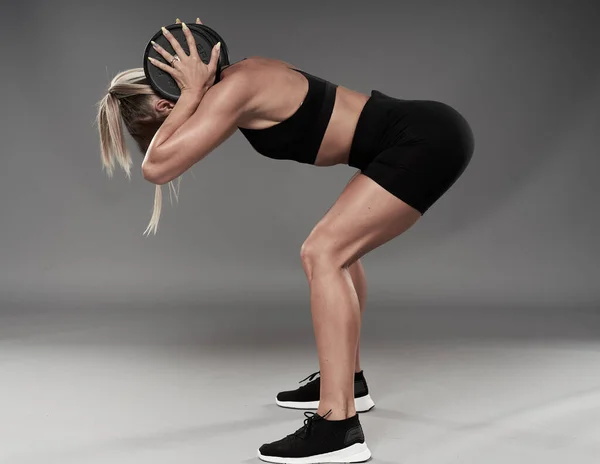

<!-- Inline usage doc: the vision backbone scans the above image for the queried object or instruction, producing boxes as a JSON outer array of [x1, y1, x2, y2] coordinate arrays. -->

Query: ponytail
[[97, 91, 133, 179], [96, 68, 182, 236]]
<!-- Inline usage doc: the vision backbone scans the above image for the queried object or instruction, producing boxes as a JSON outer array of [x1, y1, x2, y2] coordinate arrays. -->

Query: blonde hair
[[95, 68, 183, 236]]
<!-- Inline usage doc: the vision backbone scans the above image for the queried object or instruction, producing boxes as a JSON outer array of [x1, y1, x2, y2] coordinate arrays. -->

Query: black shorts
[[348, 90, 474, 215]]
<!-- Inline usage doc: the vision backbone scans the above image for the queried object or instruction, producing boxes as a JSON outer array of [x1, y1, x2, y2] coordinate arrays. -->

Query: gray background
[[1, 0, 599, 306], [1, 1, 599, 463]]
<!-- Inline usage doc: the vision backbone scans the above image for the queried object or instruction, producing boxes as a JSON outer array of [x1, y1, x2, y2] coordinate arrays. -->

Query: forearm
[[144, 90, 206, 165]]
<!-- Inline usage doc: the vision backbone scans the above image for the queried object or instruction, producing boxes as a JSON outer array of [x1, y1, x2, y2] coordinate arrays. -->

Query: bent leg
[[301, 173, 421, 420]]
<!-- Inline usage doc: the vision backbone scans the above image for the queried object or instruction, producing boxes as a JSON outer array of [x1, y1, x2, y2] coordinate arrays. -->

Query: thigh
[[361, 142, 472, 216], [306, 172, 422, 268]]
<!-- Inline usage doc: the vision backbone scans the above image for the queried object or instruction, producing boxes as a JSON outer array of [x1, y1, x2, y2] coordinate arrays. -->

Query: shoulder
[[203, 57, 302, 122], [206, 70, 252, 106], [202, 57, 268, 118], [193, 70, 254, 126], [202, 58, 272, 111]]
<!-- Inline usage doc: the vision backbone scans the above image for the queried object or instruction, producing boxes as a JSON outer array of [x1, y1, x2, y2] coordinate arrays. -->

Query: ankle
[[318, 403, 356, 420]]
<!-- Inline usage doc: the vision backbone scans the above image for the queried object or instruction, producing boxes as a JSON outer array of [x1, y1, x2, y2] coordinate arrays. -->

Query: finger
[[175, 18, 181, 24], [150, 40, 176, 65], [196, 17, 203, 24], [147, 56, 176, 75], [181, 23, 199, 59], [208, 42, 221, 73], [161, 26, 187, 59]]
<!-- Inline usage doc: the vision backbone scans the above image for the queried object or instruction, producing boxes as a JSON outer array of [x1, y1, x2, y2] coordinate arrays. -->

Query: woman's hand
[[148, 17, 221, 98]]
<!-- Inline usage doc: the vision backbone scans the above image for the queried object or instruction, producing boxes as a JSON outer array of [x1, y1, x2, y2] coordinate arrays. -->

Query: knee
[[300, 233, 341, 280]]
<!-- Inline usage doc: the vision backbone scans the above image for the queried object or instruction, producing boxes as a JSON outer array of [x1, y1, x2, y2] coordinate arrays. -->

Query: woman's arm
[[145, 91, 206, 152], [142, 74, 251, 185]]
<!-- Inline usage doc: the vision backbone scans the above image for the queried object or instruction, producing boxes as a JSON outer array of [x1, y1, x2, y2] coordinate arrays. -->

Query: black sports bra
[[237, 67, 338, 165]]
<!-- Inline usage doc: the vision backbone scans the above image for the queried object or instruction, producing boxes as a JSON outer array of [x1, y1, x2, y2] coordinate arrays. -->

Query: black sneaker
[[258, 410, 372, 463], [276, 371, 375, 413]]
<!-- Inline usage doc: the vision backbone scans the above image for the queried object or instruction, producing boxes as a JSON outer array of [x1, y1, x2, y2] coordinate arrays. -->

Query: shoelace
[[299, 371, 320, 384], [292, 410, 333, 439]]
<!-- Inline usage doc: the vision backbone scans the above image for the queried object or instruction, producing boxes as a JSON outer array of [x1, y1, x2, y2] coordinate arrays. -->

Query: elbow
[[141, 161, 169, 185]]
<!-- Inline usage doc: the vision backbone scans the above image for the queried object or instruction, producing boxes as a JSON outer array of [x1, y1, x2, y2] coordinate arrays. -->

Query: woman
[[96, 17, 474, 464]]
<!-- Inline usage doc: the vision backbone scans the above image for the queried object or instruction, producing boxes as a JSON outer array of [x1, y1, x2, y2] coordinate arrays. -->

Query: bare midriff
[[315, 86, 370, 167]]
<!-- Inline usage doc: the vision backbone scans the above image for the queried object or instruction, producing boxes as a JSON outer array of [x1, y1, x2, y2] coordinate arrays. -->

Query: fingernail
[[196, 17, 201, 23], [176, 18, 181, 22], [182, 22, 188, 30], [216, 41, 221, 50], [161, 26, 168, 34], [151, 40, 157, 47]]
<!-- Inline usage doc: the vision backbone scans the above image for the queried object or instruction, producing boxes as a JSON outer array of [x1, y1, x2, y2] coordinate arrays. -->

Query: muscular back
[[220, 57, 370, 166], [222, 57, 310, 130]]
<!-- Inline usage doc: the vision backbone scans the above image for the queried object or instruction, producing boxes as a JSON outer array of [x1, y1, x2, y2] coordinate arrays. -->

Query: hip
[[348, 90, 475, 171]]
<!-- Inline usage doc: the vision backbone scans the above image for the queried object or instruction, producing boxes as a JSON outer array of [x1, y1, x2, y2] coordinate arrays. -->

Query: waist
[[313, 87, 371, 166]]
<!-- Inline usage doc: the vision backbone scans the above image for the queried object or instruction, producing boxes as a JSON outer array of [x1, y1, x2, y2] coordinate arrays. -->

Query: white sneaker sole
[[276, 394, 375, 413], [258, 442, 372, 463]]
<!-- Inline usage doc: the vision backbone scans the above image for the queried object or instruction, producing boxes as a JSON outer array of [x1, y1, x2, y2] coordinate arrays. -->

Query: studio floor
[[1, 298, 599, 463]]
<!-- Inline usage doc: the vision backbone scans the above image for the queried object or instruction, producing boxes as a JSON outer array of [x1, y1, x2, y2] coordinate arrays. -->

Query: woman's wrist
[[180, 85, 210, 103]]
